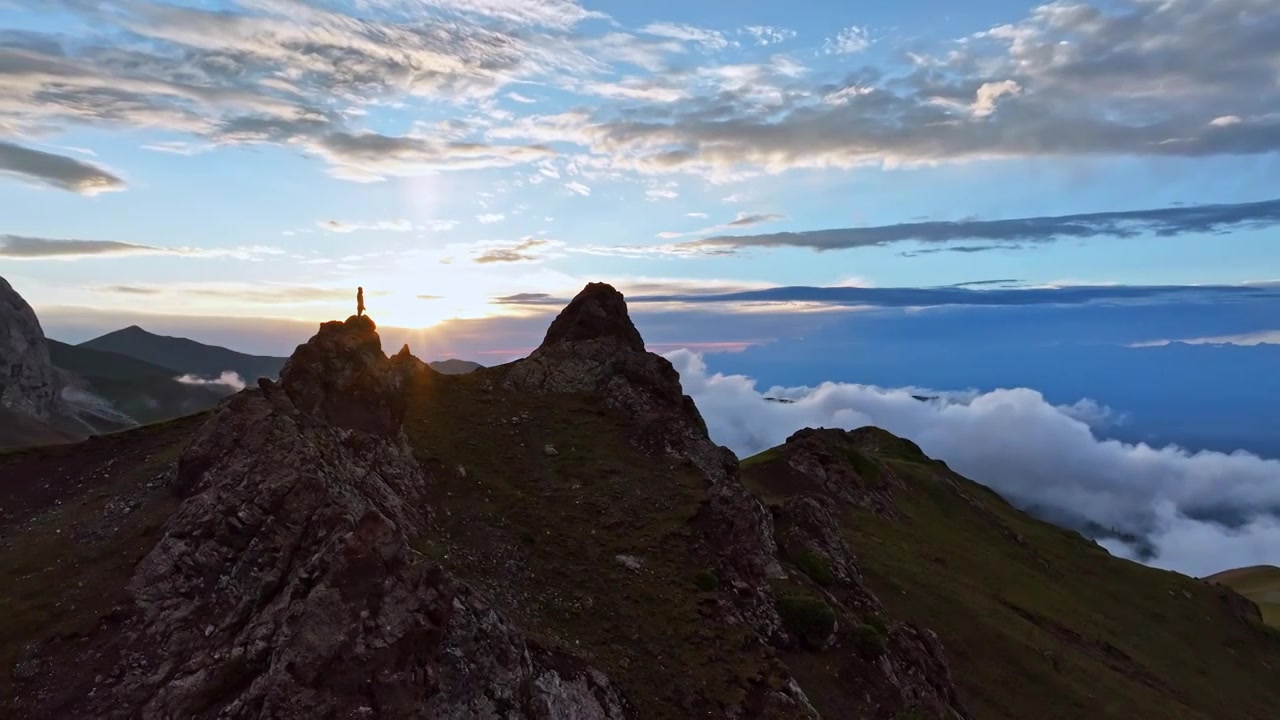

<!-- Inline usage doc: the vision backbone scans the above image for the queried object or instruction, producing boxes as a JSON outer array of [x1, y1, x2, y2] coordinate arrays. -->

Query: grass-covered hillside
[[740, 428, 1280, 720]]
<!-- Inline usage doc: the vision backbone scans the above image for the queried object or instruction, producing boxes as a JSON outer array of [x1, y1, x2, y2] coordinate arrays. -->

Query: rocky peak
[[274, 314, 405, 434], [0, 275, 61, 421], [535, 282, 645, 354], [502, 282, 791, 661]]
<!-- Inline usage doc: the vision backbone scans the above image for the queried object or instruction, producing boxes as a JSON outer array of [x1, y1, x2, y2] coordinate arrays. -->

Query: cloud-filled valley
[[671, 350, 1280, 578]]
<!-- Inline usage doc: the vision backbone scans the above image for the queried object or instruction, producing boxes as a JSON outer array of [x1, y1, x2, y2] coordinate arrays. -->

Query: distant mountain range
[[79, 325, 289, 382], [46, 339, 235, 426], [1, 276, 484, 449]]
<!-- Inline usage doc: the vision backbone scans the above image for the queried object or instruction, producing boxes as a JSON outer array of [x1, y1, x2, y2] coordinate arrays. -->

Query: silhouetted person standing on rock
[[357, 287, 365, 317]]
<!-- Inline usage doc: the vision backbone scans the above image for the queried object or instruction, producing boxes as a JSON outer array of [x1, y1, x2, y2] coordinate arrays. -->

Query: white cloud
[[740, 26, 797, 46], [175, 371, 247, 392], [319, 219, 414, 233], [969, 80, 1022, 118], [645, 181, 679, 200], [1132, 330, 1280, 347], [824, 26, 871, 54], [564, 180, 592, 196], [686, 212, 709, 218], [506, 91, 537, 103], [641, 22, 731, 51], [476, 213, 506, 224], [668, 351, 1280, 578]]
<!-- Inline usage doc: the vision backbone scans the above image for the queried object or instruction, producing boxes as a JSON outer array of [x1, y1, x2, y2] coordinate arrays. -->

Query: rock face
[[503, 284, 789, 634], [58, 314, 624, 719], [0, 275, 62, 422]]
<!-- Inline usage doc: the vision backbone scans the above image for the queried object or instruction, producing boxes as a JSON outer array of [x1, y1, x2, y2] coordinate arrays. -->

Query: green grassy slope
[[79, 326, 286, 380], [740, 429, 1280, 720], [1207, 566, 1280, 628]]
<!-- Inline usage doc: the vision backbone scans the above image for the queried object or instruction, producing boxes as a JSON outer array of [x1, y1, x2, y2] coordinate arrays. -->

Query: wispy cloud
[[476, 213, 506, 224], [319, 219, 414, 233], [654, 198, 1280, 255], [1, 235, 283, 261], [95, 282, 353, 304], [490, 282, 1280, 310], [656, 211, 784, 240], [823, 26, 871, 54], [473, 237, 557, 264], [1131, 330, 1280, 348], [740, 26, 796, 46], [640, 22, 731, 51], [0, 141, 125, 194]]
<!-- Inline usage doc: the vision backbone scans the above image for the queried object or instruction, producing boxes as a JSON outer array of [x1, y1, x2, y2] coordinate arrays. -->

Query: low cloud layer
[[669, 351, 1280, 577], [0, 140, 125, 194], [175, 371, 247, 393]]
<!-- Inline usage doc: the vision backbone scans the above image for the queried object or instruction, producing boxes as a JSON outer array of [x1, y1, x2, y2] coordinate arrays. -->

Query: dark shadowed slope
[[740, 429, 1280, 720], [1207, 566, 1280, 628], [48, 340, 231, 424], [79, 325, 288, 381], [0, 405, 79, 449]]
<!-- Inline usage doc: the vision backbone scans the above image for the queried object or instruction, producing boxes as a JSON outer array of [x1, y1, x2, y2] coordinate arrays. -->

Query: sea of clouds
[[668, 351, 1280, 578]]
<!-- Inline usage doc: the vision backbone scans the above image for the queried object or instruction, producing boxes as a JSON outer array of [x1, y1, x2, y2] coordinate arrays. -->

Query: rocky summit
[[2, 283, 1277, 720]]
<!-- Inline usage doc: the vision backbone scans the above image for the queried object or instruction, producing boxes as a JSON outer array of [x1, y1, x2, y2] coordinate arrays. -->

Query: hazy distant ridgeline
[[79, 325, 288, 382]]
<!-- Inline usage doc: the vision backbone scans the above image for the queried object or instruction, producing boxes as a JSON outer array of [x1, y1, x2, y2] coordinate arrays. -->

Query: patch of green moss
[[840, 447, 881, 483], [794, 548, 836, 587], [864, 613, 888, 636], [850, 622, 887, 659], [777, 592, 837, 649], [693, 569, 720, 592]]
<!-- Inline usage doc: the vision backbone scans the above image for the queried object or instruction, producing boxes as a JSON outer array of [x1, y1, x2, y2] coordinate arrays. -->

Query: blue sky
[[1, 0, 1279, 342]]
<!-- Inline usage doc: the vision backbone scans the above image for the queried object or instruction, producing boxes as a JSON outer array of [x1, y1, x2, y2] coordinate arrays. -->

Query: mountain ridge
[[80, 325, 289, 382], [2, 282, 1276, 719]]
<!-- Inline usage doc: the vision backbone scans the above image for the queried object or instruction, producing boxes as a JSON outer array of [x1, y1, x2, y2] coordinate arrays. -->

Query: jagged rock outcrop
[[1, 276, 64, 423], [58, 315, 624, 719]]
